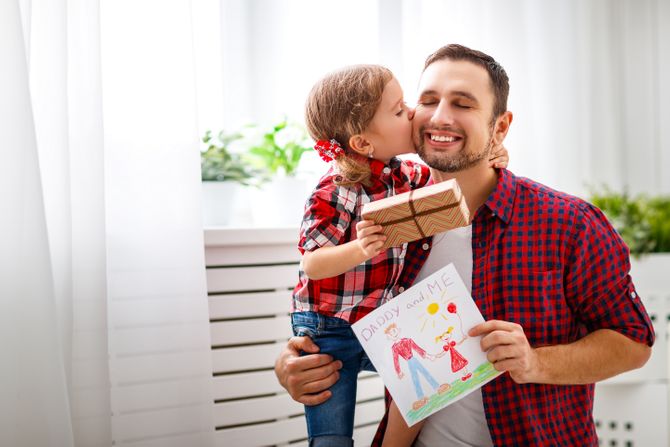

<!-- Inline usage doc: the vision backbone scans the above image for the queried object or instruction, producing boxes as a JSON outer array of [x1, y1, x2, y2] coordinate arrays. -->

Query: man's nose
[[431, 100, 454, 126]]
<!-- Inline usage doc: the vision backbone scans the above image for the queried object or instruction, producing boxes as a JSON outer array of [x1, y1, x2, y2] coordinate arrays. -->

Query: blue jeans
[[291, 311, 376, 447]]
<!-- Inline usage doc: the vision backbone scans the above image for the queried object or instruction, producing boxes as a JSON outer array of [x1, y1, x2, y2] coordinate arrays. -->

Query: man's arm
[[274, 336, 342, 405], [470, 321, 651, 384], [391, 344, 402, 377], [408, 339, 430, 360], [473, 199, 653, 385]]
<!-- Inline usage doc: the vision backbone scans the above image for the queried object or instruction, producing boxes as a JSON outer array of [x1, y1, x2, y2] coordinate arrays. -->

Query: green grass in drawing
[[405, 361, 500, 425]]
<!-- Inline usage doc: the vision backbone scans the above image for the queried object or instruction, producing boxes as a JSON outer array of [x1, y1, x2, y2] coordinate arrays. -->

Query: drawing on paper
[[352, 263, 502, 426]]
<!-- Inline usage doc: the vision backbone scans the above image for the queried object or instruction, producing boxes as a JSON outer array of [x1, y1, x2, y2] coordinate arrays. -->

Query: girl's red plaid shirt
[[292, 156, 430, 324]]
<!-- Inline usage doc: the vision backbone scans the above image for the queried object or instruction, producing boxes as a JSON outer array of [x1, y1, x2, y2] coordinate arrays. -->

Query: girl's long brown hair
[[305, 65, 392, 187]]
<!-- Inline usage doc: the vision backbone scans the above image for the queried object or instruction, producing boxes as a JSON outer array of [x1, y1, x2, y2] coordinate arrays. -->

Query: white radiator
[[594, 255, 670, 447], [205, 228, 385, 446]]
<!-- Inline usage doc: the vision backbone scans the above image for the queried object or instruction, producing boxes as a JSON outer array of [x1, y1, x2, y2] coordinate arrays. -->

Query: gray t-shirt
[[413, 226, 494, 447]]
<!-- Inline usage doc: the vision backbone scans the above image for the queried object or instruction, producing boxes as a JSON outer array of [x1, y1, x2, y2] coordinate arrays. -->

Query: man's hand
[[355, 220, 386, 259], [274, 336, 343, 406], [469, 320, 540, 384]]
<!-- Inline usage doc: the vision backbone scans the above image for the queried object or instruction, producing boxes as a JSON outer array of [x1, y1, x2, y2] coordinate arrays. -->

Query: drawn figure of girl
[[436, 326, 472, 381]]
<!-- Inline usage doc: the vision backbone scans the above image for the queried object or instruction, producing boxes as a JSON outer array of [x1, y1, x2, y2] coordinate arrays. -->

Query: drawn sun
[[419, 289, 451, 331]]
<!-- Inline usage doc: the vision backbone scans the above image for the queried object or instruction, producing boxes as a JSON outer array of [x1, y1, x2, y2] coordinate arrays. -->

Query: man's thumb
[[290, 335, 320, 353]]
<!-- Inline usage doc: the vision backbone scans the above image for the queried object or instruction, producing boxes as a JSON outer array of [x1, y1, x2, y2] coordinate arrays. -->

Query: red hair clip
[[314, 139, 344, 162]]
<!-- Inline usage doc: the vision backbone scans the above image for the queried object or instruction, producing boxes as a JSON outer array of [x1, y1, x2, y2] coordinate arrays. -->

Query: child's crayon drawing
[[352, 263, 502, 426]]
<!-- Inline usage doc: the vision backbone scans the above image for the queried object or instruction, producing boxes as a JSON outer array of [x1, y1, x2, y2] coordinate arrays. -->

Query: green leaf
[[201, 120, 312, 182], [588, 186, 670, 255]]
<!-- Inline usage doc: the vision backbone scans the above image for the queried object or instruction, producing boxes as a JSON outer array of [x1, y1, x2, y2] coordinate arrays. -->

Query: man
[[275, 44, 654, 446]]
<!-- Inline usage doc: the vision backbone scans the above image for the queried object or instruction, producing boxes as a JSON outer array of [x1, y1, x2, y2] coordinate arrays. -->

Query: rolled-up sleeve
[[299, 183, 359, 253], [565, 203, 655, 346]]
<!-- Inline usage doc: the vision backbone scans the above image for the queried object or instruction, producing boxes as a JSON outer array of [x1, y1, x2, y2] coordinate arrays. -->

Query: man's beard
[[415, 124, 495, 173]]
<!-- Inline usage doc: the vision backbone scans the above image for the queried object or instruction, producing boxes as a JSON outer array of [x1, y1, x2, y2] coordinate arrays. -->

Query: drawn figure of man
[[385, 323, 450, 410]]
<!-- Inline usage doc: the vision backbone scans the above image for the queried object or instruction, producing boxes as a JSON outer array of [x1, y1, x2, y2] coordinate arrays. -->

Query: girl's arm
[[489, 144, 509, 169], [382, 401, 424, 447], [302, 220, 386, 280]]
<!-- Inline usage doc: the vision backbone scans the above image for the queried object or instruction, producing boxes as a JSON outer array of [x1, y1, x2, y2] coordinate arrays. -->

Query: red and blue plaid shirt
[[292, 157, 430, 323], [372, 168, 655, 446]]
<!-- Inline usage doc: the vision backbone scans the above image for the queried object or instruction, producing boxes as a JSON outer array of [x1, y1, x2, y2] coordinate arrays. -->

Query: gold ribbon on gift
[[378, 189, 462, 238]]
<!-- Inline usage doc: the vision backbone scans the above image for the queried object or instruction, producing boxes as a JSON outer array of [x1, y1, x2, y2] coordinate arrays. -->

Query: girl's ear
[[348, 134, 373, 158]]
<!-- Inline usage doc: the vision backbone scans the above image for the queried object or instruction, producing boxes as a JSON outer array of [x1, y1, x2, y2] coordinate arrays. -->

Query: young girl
[[291, 64, 508, 446]]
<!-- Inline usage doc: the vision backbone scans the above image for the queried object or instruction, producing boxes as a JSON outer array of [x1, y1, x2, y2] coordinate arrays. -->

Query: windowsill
[[204, 226, 298, 246]]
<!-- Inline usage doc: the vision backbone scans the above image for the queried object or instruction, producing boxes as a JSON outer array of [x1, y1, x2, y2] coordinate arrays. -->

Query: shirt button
[[383, 167, 391, 174], [631, 291, 637, 299], [398, 287, 405, 293], [422, 243, 430, 250]]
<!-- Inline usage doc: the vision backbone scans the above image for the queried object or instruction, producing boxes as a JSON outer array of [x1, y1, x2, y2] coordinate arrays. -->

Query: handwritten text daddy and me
[[358, 271, 453, 342]]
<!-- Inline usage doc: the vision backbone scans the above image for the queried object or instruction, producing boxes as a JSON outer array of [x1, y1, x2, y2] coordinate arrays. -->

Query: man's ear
[[492, 111, 513, 146], [348, 134, 373, 157]]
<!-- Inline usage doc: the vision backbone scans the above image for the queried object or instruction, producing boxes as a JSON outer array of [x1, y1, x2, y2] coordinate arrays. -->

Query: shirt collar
[[368, 156, 402, 177], [360, 156, 404, 192], [482, 168, 516, 224]]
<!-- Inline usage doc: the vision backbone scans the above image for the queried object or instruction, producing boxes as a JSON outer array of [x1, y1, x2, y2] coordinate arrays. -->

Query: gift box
[[361, 179, 470, 249]]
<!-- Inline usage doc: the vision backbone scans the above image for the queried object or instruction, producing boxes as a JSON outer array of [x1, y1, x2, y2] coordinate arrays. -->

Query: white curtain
[[219, 0, 384, 130], [1, 0, 74, 444], [1, 0, 215, 446]]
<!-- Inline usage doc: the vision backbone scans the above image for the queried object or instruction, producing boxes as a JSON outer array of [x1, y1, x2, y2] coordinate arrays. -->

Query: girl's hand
[[489, 144, 510, 169], [355, 220, 386, 259]]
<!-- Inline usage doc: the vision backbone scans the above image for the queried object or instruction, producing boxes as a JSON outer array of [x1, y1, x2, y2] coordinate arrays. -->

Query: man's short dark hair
[[424, 44, 509, 120]]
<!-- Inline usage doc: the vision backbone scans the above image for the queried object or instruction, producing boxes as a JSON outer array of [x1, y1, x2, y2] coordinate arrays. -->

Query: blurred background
[[199, 0, 670, 227], [208, 0, 669, 198], [1, 1, 668, 446]]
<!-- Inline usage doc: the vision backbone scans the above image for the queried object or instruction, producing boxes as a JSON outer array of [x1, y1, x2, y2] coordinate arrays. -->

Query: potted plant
[[244, 120, 313, 177], [201, 130, 259, 184], [241, 120, 314, 226], [200, 130, 260, 226], [589, 187, 670, 255], [201, 121, 315, 227]]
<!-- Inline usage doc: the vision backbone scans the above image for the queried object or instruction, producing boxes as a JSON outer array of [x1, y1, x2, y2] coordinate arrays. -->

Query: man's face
[[413, 59, 497, 172], [386, 326, 399, 340]]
